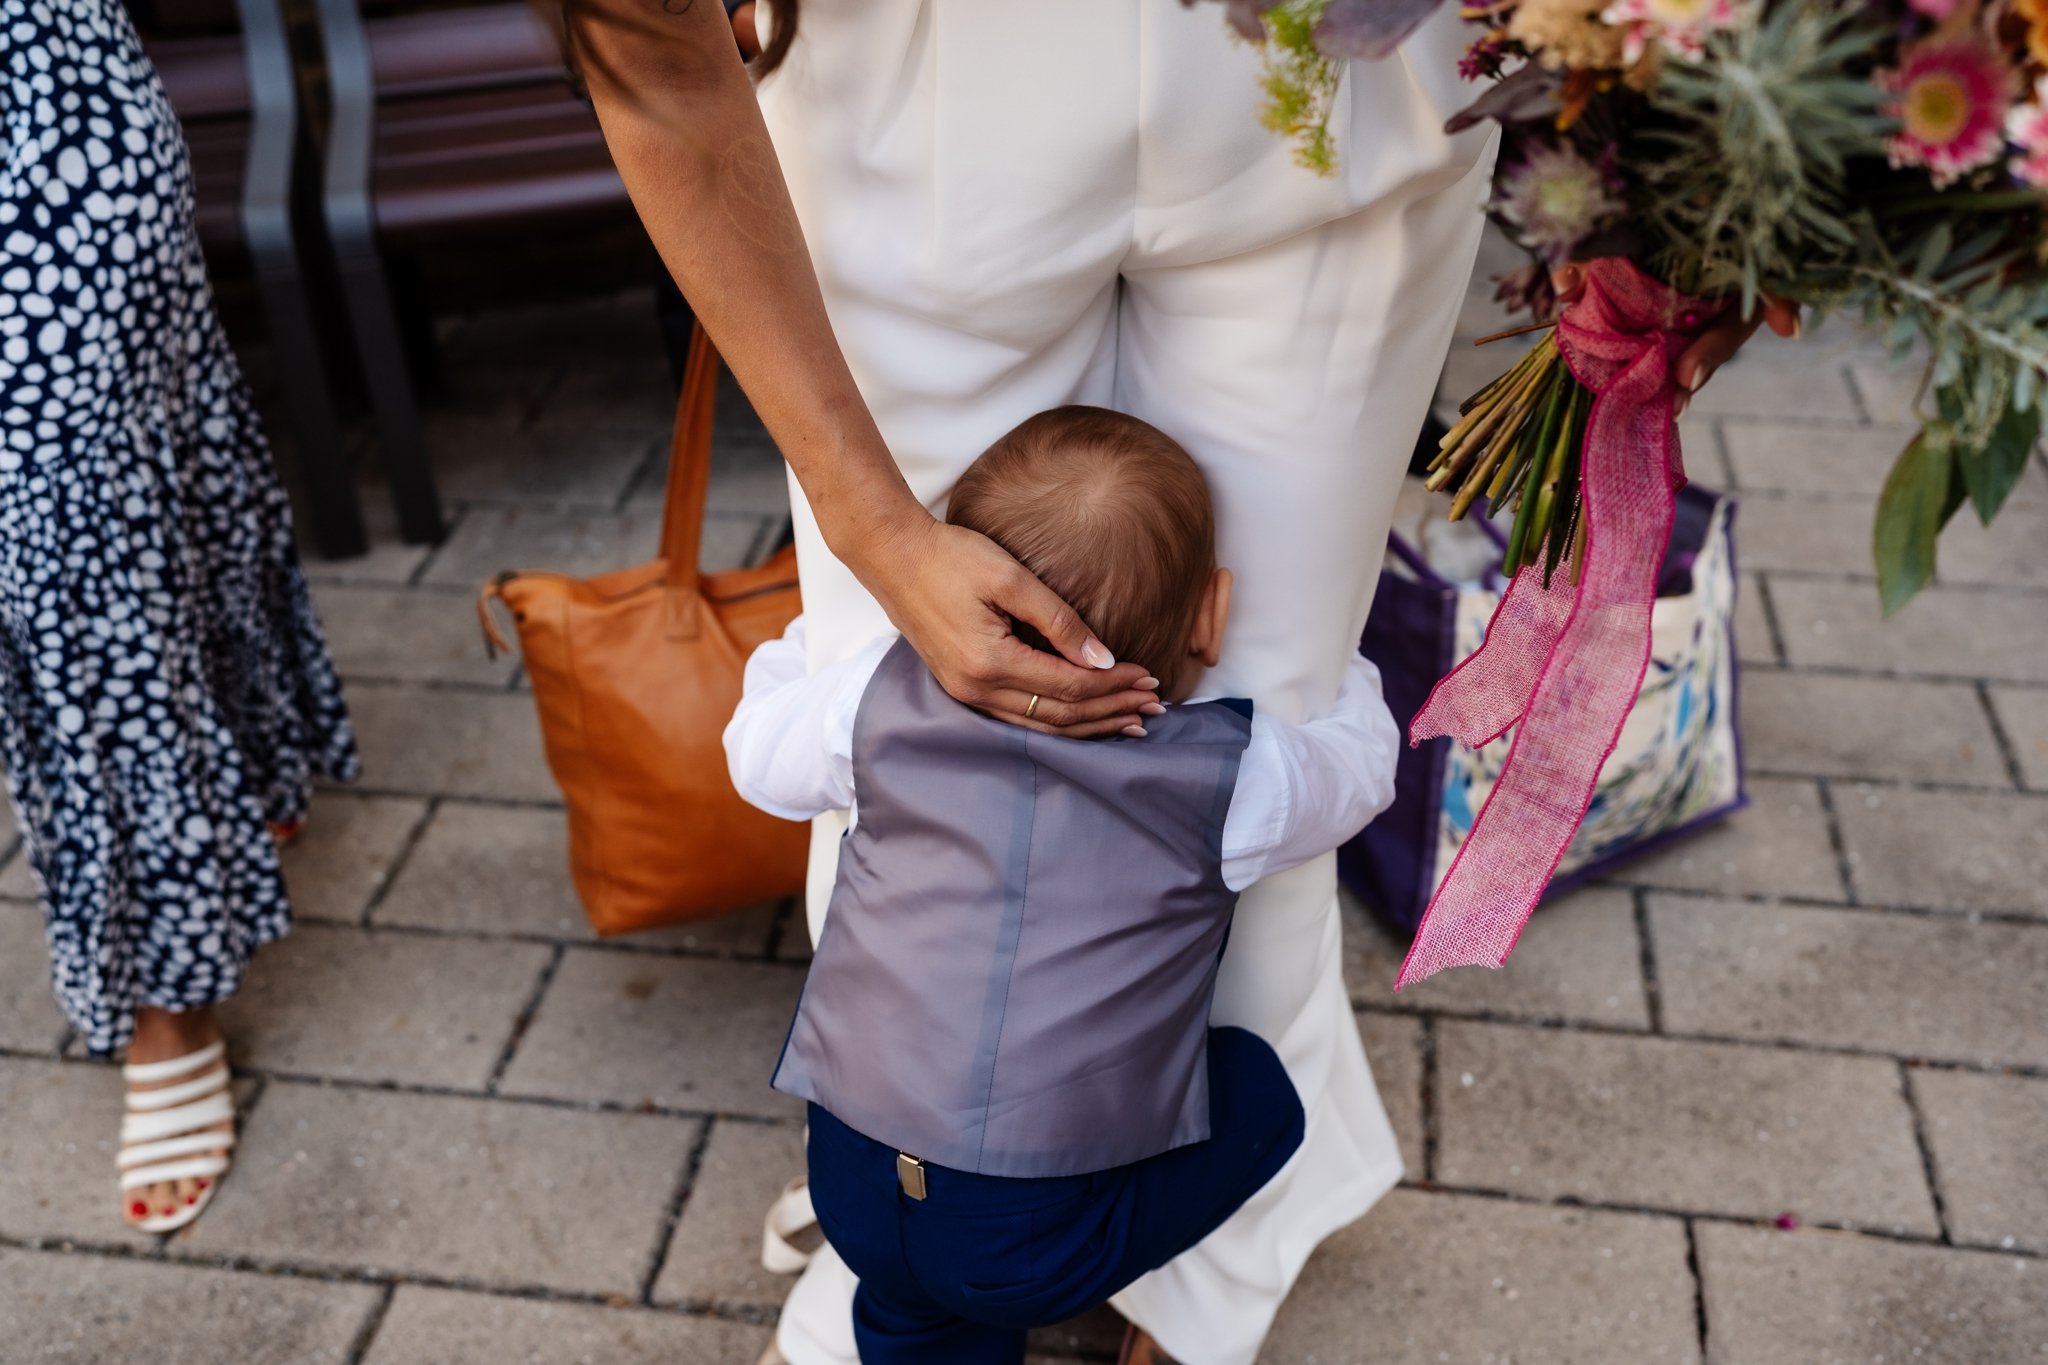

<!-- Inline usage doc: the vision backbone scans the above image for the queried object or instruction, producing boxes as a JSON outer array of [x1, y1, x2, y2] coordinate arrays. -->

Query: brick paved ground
[[2, 247, 2044, 1364]]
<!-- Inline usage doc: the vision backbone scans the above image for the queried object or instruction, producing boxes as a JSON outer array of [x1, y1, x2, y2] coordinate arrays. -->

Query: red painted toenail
[[186, 1195, 198, 1205], [195, 1179, 208, 1190], [130, 1201, 147, 1218]]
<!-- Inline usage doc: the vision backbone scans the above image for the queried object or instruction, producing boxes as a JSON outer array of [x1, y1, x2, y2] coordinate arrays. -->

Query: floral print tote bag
[[1341, 485, 1746, 936]]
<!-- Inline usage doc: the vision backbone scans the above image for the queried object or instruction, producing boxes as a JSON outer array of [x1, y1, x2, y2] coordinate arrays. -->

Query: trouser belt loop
[[896, 1153, 927, 1200]]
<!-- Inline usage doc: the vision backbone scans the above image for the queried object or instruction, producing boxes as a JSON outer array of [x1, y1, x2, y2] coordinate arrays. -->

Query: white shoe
[[119, 1039, 235, 1234]]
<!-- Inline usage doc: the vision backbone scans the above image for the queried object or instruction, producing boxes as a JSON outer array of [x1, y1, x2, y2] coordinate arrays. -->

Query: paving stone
[[217, 924, 551, 1088], [1679, 412, 1734, 487], [1435, 1022, 1938, 1233], [1696, 1221, 2046, 1365], [1735, 572, 1780, 664], [1739, 669, 2008, 785], [181, 1081, 695, 1295], [1259, 1189, 1700, 1365], [1684, 337, 1861, 420], [0, 907, 66, 1052], [498, 950, 805, 1116], [441, 291, 665, 370], [1649, 897, 2048, 1069], [1939, 504, 2048, 591], [343, 683, 557, 801], [0, 1057, 135, 1242], [371, 803, 584, 938], [298, 485, 437, 586], [1358, 1011, 1424, 1175], [279, 794, 429, 924], [1606, 776, 1845, 902], [776, 899, 815, 961], [434, 361, 563, 425], [369, 803, 788, 957], [0, 1246, 379, 1365], [704, 435, 796, 523], [1845, 351, 1927, 426], [423, 504, 665, 586], [1719, 421, 1918, 496], [531, 355, 676, 430], [1835, 785, 2048, 918], [1027, 1307, 1131, 1362], [653, 1118, 806, 1309], [0, 831, 39, 900], [312, 583, 519, 687], [362, 1286, 771, 1365], [1773, 577, 2048, 684], [1914, 1068, 2048, 1254], [1729, 493, 2048, 590], [1990, 685, 2048, 790], [1345, 886, 1651, 1029], [1734, 494, 1873, 577], [426, 420, 659, 508]]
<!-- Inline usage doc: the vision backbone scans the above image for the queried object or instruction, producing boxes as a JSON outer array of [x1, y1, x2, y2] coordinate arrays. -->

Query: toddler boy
[[725, 407, 1400, 1365]]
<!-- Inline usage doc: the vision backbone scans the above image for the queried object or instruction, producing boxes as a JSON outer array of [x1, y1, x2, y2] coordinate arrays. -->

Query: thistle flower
[[2010, 81, 2048, 189], [1508, 0, 1628, 71], [1493, 142, 1626, 263], [1600, 0, 1745, 66], [1878, 35, 2015, 188]]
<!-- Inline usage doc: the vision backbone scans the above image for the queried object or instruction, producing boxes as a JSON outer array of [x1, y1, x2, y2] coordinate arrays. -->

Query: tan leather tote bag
[[479, 328, 808, 935]]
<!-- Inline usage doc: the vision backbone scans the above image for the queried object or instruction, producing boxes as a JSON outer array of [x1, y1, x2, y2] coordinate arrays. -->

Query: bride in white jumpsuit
[[748, 4, 1495, 1361]]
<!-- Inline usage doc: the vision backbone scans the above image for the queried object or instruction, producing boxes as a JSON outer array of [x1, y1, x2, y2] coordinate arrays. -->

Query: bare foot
[[120, 1005, 234, 1230]]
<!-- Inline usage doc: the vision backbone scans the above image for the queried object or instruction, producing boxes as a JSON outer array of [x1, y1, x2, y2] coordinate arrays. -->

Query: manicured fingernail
[[1140, 702, 1166, 716], [1673, 392, 1689, 420], [1121, 724, 1147, 738], [1137, 676, 1160, 691], [1083, 639, 1116, 669]]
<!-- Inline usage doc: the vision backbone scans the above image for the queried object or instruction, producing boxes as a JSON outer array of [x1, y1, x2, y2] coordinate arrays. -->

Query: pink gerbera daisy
[[1600, 0, 1743, 66], [2010, 81, 2048, 189], [1879, 36, 2015, 188]]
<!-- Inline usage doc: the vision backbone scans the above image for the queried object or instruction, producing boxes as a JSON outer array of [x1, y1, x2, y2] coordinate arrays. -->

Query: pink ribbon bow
[[1396, 258, 1726, 990]]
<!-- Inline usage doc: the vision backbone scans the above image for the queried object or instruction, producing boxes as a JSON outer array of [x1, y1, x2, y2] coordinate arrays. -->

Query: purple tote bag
[[1341, 485, 1749, 937]]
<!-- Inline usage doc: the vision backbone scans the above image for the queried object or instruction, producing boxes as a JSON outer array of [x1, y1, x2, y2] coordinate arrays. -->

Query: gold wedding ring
[[1025, 694, 1041, 720]]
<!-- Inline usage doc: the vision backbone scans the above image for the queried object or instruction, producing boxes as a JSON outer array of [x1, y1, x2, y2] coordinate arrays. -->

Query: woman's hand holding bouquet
[[1196, 0, 2048, 983]]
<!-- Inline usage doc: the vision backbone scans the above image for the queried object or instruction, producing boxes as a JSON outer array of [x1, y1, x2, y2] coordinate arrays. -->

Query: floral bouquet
[[1195, 0, 2048, 986]]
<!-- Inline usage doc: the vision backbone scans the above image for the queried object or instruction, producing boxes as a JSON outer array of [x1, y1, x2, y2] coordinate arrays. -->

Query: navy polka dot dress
[[1, 0, 359, 1055]]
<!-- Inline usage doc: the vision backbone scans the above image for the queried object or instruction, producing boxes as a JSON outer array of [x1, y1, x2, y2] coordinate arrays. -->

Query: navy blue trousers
[[806, 1026, 1306, 1365]]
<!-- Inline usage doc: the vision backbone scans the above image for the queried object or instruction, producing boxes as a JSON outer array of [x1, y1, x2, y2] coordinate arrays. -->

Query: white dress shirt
[[724, 617, 1403, 893]]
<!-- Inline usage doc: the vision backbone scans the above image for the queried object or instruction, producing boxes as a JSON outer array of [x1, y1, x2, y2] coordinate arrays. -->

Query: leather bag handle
[[659, 324, 722, 590]]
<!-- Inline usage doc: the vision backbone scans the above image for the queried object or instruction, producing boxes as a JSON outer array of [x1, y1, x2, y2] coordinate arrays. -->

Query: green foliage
[[1253, 1, 1345, 174], [1872, 428, 1961, 617], [1640, 4, 1891, 311], [1621, 5, 2047, 613]]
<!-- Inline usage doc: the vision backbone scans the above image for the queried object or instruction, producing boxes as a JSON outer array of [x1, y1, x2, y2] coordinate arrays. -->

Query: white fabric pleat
[[756, 4, 1494, 1361]]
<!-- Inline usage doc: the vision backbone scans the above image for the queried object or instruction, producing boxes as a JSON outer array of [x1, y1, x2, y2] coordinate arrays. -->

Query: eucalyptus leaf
[[1873, 431, 1957, 617], [1953, 400, 2042, 526]]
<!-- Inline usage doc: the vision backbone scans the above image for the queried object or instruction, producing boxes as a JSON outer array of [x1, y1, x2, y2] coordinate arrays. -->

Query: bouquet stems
[[1425, 329, 1596, 584]]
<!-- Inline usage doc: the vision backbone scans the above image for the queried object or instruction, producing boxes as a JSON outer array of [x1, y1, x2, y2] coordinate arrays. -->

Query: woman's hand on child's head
[[865, 518, 1161, 738]]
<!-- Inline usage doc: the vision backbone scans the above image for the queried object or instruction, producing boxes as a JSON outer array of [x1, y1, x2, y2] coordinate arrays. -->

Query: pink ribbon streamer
[[1395, 259, 1725, 990]]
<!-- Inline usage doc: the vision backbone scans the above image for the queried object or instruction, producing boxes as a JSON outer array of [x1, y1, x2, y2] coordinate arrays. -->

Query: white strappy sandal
[[119, 1039, 235, 1234]]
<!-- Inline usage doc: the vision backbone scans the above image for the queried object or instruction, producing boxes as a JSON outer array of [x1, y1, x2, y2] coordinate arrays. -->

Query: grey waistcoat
[[772, 640, 1253, 1178]]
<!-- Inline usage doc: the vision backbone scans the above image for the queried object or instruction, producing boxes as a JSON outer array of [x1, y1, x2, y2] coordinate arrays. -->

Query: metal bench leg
[[333, 244, 445, 543], [233, 0, 366, 558], [254, 270, 367, 557]]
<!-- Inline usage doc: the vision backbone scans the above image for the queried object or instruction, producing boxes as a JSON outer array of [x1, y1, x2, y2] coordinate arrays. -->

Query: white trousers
[[756, 5, 1493, 1361]]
